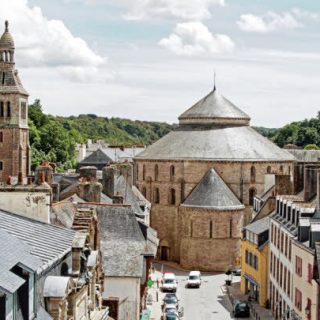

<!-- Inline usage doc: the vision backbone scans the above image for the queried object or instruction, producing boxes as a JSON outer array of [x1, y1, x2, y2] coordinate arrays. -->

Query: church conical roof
[[136, 87, 295, 162], [181, 168, 244, 210], [0, 21, 14, 49], [178, 88, 250, 125]]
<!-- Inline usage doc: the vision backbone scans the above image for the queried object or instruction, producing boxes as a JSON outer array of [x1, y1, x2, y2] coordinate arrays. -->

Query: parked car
[[187, 271, 201, 288], [162, 293, 179, 309], [162, 272, 178, 293], [162, 306, 184, 320], [233, 300, 250, 317], [232, 268, 241, 276]]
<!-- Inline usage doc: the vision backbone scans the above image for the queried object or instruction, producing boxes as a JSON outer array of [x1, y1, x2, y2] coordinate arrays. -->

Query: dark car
[[163, 293, 179, 307], [233, 300, 250, 317]]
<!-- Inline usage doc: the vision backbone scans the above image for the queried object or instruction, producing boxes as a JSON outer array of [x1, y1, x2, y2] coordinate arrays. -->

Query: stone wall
[[179, 207, 243, 271], [135, 159, 293, 266]]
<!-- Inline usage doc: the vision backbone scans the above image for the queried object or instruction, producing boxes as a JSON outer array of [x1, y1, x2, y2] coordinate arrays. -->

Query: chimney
[[77, 181, 102, 203], [79, 166, 97, 181], [102, 166, 115, 198], [35, 162, 53, 185], [113, 193, 124, 204], [38, 172, 45, 185], [18, 172, 23, 185], [275, 174, 292, 196]]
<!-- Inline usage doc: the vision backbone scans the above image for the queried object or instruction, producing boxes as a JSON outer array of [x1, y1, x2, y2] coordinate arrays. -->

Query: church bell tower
[[0, 21, 30, 182]]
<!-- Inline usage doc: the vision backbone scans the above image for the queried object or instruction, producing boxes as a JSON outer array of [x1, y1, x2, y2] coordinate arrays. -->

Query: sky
[[0, 0, 320, 127]]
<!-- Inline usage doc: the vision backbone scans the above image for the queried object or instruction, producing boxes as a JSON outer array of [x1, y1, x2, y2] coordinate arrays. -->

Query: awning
[[243, 274, 259, 287]]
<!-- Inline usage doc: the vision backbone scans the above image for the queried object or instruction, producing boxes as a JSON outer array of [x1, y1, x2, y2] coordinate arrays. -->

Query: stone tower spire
[[0, 21, 30, 182]]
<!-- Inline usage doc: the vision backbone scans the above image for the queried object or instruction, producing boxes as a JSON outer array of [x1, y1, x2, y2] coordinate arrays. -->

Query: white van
[[162, 272, 178, 293], [187, 271, 201, 288]]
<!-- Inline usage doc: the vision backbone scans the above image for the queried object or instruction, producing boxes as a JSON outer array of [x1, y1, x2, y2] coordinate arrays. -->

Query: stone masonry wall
[[135, 159, 293, 265]]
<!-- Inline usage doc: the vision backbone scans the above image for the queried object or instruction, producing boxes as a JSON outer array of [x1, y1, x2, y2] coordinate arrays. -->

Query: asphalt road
[[155, 262, 251, 320]]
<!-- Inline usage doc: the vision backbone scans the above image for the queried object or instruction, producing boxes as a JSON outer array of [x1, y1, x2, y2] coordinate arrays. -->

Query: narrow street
[[154, 262, 251, 320]]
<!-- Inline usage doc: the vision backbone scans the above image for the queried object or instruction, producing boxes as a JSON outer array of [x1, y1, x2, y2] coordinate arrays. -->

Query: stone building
[[0, 21, 30, 182], [134, 87, 295, 271]]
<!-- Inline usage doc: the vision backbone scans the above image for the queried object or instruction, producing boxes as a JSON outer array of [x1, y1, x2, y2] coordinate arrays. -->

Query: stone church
[[0, 21, 30, 182], [134, 86, 295, 271]]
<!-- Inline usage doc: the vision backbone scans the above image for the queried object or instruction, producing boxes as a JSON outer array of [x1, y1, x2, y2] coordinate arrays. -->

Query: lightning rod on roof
[[213, 71, 216, 91]]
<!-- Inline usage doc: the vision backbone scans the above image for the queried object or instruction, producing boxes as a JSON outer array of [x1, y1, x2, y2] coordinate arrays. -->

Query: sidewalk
[[223, 281, 274, 320], [146, 268, 164, 320]]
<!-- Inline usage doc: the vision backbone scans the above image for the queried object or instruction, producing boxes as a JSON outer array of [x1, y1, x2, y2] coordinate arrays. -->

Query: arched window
[[279, 165, 283, 173], [142, 164, 146, 180], [0, 102, 3, 117], [170, 165, 175, 182], [267, 166, 271, 174], [0, 161, 3, 171], [155, 164, 159, 181], [250, 165, 256, 183], [249, 188, 257, 206], [6, 101, 11, 117], [169, 188, 176, 205], [142, 186, 146, 198], [209, 221, 213, 239], [154, 188, 160, 204]]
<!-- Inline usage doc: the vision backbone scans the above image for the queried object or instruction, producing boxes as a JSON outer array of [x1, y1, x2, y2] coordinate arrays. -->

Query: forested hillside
[[28, 99, 320, 171], [28, 100, 175, 170]]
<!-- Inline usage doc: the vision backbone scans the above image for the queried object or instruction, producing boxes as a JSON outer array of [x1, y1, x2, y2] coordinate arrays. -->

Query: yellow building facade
[[240, 216, 269, 307]]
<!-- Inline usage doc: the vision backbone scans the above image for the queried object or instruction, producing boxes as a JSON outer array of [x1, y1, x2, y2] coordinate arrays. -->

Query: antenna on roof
[[213, 71, 216, 91]]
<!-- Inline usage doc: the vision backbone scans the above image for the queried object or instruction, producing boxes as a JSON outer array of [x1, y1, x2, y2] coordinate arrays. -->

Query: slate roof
[[136, 88, 295, 162], [244, 216, 270, 235], [0, 210, 75, 275], [181, 169, 244, 210], [97, 206, 146, 277], [287, 149, 320, 163], [138, 221, 159, 256], [114, 174, 144, 216], [79, 149, 112, 165], [0, 229, 41, 294], [135, 125, 295, 161], [179, 89, 250, 123]]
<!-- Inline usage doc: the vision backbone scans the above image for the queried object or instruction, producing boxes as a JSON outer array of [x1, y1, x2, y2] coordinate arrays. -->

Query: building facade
[[240, 216, 269, 307], [0, 21, 30, 182], [134, 87, 295, 271]]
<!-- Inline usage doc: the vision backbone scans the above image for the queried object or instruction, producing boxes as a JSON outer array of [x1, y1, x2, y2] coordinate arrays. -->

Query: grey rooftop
[[135, 125, 295, 161], [244, 216, 270, 235], [97, 206, 146, 277], [179, 89, 250, 125], [0, 209, 75, 275], [0, 229, 41, 294], [181, 168, 244, 210]]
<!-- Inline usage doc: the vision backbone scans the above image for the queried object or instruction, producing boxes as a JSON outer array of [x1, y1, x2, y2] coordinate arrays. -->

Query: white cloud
[[0, 0, 106, 81], [158, 22, 234, 57], [237, 11, 301, 33], [88, 0, 225, 20]]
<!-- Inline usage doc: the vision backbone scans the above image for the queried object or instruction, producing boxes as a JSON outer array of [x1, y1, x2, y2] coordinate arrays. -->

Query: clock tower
[[0, 21, 30, 182]]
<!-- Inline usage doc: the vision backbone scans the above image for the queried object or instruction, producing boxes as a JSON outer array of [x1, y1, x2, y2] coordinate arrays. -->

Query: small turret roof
[[0, 21, 14, 50], [181, 168, 244, 210], [178, 88, 250, 125]]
